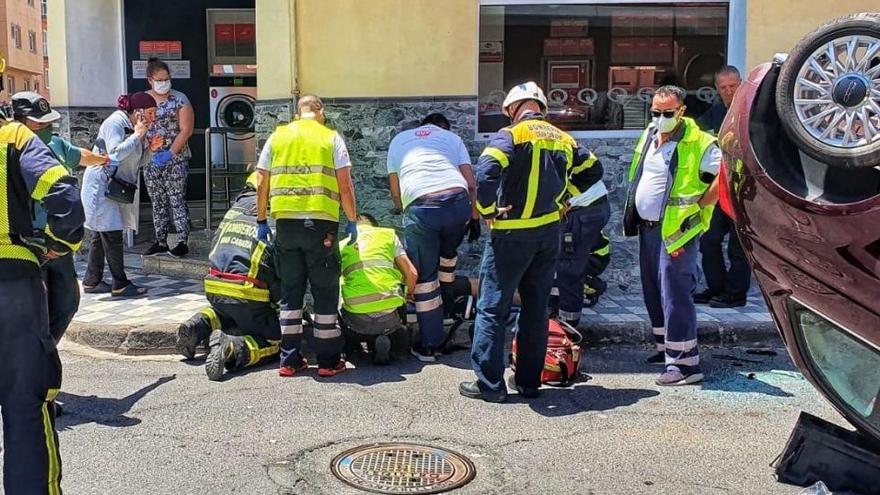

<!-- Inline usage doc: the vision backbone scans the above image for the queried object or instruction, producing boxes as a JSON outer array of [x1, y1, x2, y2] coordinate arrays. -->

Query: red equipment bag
[[511, 319, 584, 387]]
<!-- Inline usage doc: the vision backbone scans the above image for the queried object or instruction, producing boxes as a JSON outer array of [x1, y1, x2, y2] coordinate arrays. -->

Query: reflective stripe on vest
[[268, 119, 340, 221], [204, 278, 271, 302], [339, 226, 405, 314], [629, 118, 717, 253]]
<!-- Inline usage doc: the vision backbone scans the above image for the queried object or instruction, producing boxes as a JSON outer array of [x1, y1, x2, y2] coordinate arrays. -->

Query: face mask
[[35, 126, 53, 144], [153, 80, 172, 95], [652, 114, 679, 134]]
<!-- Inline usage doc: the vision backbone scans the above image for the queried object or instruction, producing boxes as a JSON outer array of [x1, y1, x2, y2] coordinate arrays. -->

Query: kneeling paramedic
[[0, 82, 85, 494], [551, 143, 610, 328], [462, 81, 597, 402], [256, 94, 359, 378], [177, 173, 282, 381], [13, 91, 109, 344], [339, 214, 417, 364]]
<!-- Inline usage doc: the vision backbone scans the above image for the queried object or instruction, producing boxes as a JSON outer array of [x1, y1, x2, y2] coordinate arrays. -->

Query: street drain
[[330, 442, 476, 494]]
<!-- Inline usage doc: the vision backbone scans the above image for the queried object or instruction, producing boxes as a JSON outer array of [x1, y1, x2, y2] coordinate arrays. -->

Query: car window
[[798, 307, 880, 429]]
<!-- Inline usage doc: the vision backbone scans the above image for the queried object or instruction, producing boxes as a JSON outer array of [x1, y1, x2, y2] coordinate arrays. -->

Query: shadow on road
[[511, 383, 661, 417], [57, 375, 176, 429]]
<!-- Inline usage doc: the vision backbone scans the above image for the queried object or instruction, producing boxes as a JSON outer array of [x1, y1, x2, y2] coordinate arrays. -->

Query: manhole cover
[[330, 442, 476, 494]]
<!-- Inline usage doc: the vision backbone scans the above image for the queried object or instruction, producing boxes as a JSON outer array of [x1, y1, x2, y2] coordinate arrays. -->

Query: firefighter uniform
[[257, 113, 353, 374], [0, 120, 85, 494], [339, 225, 408, 364], [624, 116, 718, 383], [177, 177, 281, 381], [467, 85, 597, 399], [553, 150, 610, 327], [582, 234, 611, 307]]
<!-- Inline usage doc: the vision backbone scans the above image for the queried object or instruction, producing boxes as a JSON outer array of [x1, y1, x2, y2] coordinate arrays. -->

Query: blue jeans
[[552, 200, 611, 324], [639, 225, 701, 373], [471, 225, 560, 394], [404, 191, 471, 348]]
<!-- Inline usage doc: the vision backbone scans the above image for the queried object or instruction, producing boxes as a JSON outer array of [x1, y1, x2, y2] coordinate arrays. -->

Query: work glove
[[152, 150, 174, 167], [467, 218, 481, 243], [256, 220, 272, 245], [345, 222, 358, 244]]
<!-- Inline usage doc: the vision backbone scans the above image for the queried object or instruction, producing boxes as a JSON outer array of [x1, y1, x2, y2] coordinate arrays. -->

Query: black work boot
[[177, 313, 214, 360], [205, 331, 249, 381]]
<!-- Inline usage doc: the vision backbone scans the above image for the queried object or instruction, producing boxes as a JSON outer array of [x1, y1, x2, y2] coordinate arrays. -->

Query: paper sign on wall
[[132, 60, 191, 79]]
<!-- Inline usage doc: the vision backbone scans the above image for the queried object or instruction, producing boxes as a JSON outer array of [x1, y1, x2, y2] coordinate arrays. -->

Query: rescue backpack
[[511, 319, 584, 387]]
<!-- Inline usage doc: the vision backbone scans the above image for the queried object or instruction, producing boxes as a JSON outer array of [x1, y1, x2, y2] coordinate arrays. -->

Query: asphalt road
[[1, 343, 844, 495]]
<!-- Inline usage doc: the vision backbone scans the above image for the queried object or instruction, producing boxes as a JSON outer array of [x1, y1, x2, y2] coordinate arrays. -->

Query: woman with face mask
[[80, 92, 163, 298], [143, 57, 195, 258]]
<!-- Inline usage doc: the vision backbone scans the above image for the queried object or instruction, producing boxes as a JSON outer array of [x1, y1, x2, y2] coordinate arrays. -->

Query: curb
[[64, 319, 781, 356]]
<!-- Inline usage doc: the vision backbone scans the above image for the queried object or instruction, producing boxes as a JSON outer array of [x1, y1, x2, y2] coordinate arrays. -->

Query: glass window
[[7, 77, 14, 94], [29, 31, 37, 53], [44, 68, 49, 88], [41, 0, 47, 18], [43, 29, 48, 57], [478, 3, 729, 134], [796, 304, 880, 431], [24, 79, 30, 92]]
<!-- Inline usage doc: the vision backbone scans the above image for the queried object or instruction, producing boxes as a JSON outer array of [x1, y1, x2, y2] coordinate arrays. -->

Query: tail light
[[717, 158, 737, 221]]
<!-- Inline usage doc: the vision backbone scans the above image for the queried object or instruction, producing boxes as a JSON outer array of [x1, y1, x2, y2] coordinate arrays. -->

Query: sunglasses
[[650, 108, 681, 118]]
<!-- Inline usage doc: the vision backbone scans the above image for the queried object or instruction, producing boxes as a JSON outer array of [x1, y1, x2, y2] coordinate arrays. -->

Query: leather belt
[[639, 220, 661, 230], [411, 189, 469, 207]]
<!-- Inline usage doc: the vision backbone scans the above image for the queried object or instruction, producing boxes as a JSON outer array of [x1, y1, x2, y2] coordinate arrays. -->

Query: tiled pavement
[[72, 255, 771, 328]]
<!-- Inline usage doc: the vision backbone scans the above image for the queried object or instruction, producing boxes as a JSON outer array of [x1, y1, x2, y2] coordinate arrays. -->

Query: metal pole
[[205, 129, 212, 232]]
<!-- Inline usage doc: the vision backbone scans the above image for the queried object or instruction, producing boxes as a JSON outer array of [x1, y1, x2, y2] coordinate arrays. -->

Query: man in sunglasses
[[623, 85, 721, 386]]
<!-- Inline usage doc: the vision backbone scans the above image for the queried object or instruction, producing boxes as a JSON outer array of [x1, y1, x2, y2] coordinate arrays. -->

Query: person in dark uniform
[[0, 85, 85, 494], [177, 173, 282, 381], [13, 91, 109, 344], [694, 66, 752, 308]]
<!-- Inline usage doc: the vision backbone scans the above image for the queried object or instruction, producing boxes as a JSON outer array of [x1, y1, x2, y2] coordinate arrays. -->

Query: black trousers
[[275, 219, 343, 368], [206, 295, 282, 341], [699, 207, 751, 296], [0, 274, 63, 494], [83, 230, 129, 290], [42, 255, 81, 343]]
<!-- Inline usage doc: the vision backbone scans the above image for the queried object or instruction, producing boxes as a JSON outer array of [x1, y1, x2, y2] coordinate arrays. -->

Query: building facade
[[1, 0, 46, 98], [47, 0, 879, 283]]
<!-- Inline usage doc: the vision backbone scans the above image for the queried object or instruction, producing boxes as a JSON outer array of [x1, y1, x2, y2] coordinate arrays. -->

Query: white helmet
[[502, 81, 548, 117]]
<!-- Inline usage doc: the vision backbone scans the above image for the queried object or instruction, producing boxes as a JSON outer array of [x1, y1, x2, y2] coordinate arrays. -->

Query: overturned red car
[[719, 12, 880, 447]]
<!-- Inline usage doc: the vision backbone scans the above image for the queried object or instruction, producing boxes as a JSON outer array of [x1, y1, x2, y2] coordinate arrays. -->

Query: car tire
[[775, 12, 880, 168]]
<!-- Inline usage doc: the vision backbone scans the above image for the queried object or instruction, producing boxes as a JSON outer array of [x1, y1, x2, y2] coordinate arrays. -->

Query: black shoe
[[709, 293, 747, 308], [144, 242, 168, 257], [458, 381, 507, 403], [169, 242, 189, 258], [177, 313, 211, 360], [506, 375, 540, 398], [411, 345, 437, 363], [206, 330, 233, 381], [54, 402, 64, 417], [693, 289, 714, 305], [645, 352, 666, 364], [373, 335, 392, 365]]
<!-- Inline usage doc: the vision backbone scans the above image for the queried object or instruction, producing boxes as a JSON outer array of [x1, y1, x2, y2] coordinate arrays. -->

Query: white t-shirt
[[256, 120, 352, 171], [386, 124, 471, 209], [635, 138, 721, 222]]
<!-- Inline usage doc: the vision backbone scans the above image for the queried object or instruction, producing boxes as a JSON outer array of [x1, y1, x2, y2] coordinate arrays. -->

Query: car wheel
[[776, 12, 880, 168]]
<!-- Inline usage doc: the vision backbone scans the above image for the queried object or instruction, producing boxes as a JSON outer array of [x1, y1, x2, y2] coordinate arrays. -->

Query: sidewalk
[[67, 254, 776, 354]]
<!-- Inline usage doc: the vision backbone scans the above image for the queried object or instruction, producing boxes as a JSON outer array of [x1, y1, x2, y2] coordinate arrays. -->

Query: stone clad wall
[[55, 107, 117, 148], [254, 97, 642, 290]]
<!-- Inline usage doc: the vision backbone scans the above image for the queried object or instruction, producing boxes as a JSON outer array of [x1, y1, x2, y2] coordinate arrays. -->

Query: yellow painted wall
[[46, 0, 69, 106], [295, 0, 478, 97], [256, 0, 296, 100], [746, 0, 879, 70]]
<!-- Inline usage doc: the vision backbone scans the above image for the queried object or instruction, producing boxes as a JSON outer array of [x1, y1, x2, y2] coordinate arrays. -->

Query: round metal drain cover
[[330, 442, 476, 494]]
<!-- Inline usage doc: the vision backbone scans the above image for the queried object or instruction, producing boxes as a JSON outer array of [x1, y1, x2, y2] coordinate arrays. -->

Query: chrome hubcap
[[793, 35, 880, 148]]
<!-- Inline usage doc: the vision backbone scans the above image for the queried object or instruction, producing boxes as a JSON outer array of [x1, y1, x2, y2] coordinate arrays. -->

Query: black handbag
[[98, 136, 137, 204], [105, 167, 137, 204]]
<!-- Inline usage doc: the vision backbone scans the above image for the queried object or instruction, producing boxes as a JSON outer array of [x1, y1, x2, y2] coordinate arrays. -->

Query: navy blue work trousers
[[471, 225, 560, 394]]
